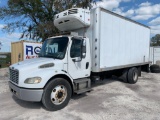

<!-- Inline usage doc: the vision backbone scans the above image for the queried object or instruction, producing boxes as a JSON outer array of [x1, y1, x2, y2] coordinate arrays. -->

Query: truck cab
[[9, 35, 92, 111], [9, 8, 92, 110], [39, 35, 91, 79]]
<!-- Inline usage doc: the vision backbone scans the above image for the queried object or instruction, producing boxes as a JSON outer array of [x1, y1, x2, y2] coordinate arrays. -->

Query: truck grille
[[68, 9, 78, 15], [9, 68, 19, 84]]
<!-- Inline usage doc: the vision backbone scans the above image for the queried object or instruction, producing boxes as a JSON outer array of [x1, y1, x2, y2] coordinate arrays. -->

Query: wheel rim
[[50, 85, 67, 105], [133, 71, 138, 81]]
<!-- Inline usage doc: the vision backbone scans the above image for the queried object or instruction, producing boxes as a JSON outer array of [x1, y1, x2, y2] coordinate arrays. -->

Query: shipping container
[[11, 41, 42, 64]]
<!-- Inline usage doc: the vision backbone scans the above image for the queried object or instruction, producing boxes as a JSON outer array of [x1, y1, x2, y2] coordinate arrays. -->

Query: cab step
[[74, 78, 91, 94], [74, 88, 91, 94]]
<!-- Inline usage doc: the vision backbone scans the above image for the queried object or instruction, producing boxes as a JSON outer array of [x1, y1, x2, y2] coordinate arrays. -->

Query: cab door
[[67, 37, 91, 79]]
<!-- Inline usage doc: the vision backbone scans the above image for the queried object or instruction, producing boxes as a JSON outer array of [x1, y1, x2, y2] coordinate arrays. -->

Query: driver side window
[[70, 39, 82, 58]]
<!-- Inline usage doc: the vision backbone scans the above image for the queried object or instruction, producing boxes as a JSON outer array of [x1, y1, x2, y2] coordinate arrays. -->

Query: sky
[[0, 0, 160, 52]]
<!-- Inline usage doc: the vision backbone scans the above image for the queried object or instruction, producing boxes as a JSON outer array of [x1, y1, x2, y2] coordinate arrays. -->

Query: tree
[[151, 34, 160, 46], [53, 0, 94, 12], [0, 0, 95, 42], [0, 41, 2, 50]]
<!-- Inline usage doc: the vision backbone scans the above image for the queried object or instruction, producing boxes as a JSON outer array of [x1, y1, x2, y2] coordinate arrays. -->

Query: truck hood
[[10, 57, 64, 71]]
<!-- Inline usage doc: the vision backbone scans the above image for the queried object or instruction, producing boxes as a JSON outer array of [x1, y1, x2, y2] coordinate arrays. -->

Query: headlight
[[24, 77, 42, 84]]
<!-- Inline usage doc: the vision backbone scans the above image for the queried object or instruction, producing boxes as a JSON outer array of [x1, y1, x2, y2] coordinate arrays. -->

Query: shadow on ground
[[12, 95, 44, 109], [11, 76, 122, 110]]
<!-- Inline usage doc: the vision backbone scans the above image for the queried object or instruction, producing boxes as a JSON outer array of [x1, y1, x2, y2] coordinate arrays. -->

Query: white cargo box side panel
[[92, 8, 150, 72]]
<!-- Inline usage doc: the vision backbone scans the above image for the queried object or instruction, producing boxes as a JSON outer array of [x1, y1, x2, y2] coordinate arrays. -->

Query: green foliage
[[151, 34, 160, 46], [0, 0, 57, 41], [0, 0, 95, 42], [53, 0, 93, 12], [0, 53, 11, 68]]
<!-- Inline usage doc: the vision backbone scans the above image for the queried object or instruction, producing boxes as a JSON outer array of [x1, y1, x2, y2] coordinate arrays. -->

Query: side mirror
[[72, 57, 81, 62]]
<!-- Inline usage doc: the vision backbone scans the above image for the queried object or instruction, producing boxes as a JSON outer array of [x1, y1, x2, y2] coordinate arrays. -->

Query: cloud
[[0, 33, 21, 43], [93, 0, 131, 10], [132, 3, 160, 20], [114, 8, 134, 17], [132, 15, 155, 20], [150, 25, 160, 35], [149, 17, 160, 35], [125, 9, 134, 16], [113, 2, 160, 20], [0, 32, 22, 52], [0, 24, 5, 29], [122, 0, 131, 2], [93, 0, 119, 10], [93, 1, 160, 21], [149, 17, 160, 25], [135, 4, 160, 15], [0, 24, 22, 44], [0, 29, 34, 52], [139, 1, 152, 7], [0, 24, 21, 52]]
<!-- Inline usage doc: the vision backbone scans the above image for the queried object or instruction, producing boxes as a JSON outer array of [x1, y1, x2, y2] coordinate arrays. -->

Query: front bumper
[[9, 82, 43, 102]]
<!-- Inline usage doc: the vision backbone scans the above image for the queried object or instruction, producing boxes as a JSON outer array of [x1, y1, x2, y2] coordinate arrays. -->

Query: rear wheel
[[128, 67, 138, 84], [42, 78, 72, 111]]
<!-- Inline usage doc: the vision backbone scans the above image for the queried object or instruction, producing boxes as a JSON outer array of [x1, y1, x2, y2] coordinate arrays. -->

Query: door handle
[[86, 62, 89, 69]]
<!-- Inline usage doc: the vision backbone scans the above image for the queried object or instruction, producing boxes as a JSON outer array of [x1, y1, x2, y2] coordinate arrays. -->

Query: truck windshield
[[39, 37, 69, 59]]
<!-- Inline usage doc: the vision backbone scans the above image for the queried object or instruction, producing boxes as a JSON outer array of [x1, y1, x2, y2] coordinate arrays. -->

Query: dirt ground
[[0, 68, 160, 120]]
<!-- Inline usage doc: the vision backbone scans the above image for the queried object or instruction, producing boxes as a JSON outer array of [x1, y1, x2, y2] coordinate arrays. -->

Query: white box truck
[[9, 7, 151, 111]]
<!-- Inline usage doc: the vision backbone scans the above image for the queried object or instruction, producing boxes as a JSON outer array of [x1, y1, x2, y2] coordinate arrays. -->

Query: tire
[[42, 78, 72, 111], [150, 64, 160, 73], [150, 68, 160, 73], [127, 67, 138, 84]]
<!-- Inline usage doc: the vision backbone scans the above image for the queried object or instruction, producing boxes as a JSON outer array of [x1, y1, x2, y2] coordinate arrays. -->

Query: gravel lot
[[0, 68, 160, 120]]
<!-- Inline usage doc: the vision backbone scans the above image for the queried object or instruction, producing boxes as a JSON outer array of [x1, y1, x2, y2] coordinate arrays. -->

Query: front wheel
[[42, 78, 72, 111]]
